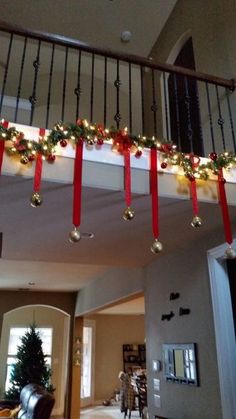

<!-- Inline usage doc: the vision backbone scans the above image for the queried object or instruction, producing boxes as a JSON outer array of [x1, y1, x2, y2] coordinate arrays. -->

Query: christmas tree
[[5, 325, 54, 400]]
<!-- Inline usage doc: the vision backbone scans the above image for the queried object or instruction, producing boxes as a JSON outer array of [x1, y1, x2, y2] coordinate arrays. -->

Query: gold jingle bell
[[225, 246, 236, 259], [30, 192, 43, 207], [20, 155, 29, 165], [122, 207, 135, 221], [150, 238, 163, 254], [191, 216, 202, 228], [69, 227, 81, 243]]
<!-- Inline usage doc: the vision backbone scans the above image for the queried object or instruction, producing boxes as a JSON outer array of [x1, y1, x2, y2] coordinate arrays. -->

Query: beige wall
[[87, 314, 145, 401]]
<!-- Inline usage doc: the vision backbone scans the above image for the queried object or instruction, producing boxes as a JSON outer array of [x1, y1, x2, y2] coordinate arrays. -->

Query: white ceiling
[[0, 0, 177, 57]]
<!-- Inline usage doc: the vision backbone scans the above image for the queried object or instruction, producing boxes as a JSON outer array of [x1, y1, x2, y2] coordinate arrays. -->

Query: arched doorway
[[168, 37, 204, 155]]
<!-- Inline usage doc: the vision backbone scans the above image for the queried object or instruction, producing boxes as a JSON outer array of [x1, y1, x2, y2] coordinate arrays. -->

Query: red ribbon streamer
[[73, 141, 83, 227], [124, 148, 131, 207], [218, 168, 232, 245], [33, 128, 44, 192], [0, 120, 9, 174], [150, 148, 159, 239], [190, 180, 199, 216]]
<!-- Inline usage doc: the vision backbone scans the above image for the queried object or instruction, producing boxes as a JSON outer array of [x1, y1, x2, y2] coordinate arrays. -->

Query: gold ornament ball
[[20, 155, 29, 165], [150, 239, 163, 254], [225, 246, 236, 259], [69, 227, 81, 243], [191, 216, 202, 228], [122, 207, 135, 221], [30, 192, 43, 207]]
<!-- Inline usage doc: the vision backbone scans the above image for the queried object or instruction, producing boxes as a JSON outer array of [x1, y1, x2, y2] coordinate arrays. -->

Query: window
[[5, 327, 53, 391]]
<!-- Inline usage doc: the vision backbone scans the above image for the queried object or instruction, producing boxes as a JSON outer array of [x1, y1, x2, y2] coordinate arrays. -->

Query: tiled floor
[[52, 405, 141, 419], [80, 405, 140, 418]]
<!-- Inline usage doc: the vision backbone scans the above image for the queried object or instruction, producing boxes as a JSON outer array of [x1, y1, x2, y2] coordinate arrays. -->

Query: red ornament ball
[[135, 150, 142, 158], [28, 155, 35, 162], [60, 139, 67, 148], [97, 139, 104, 146], [209, 152, 217, 161], [47, 154, 56, 163], [161, 162, 167, 169]]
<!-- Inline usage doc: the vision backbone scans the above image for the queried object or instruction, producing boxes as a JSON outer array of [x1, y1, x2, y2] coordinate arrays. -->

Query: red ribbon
[[73, 141, 83, 227], [150, 148, 159, 239], [190, 180, 199, 216], [0, 120, 9, 174], [33, 128, 44, 192], [218, 168, 232, 245], [124, 148, 131, 207]]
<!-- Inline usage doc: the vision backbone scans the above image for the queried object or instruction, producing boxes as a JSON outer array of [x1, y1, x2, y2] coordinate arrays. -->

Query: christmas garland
[[1, 118, 236, 257], [1, 118, 236, 181]]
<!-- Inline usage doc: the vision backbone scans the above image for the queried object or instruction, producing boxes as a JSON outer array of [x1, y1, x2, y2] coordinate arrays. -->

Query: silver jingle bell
[[150, 239, 163, 254], [122, 207, 135, 221], [191, 216, 202, 228], [30, 192, 43, 207], [69, 227, 81, 243], [225, 246, 236, 259]]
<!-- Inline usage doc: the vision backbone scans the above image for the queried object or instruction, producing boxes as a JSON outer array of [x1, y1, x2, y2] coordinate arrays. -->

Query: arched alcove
[[0, 304, 70, 416]]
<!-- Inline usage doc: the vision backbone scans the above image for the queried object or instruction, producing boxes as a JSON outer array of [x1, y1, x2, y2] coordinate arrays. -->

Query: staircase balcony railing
[[0, 20, 235, 159]]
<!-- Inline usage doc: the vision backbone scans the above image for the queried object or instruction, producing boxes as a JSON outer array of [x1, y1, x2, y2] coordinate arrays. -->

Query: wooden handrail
[[0, 20, 235, 90]]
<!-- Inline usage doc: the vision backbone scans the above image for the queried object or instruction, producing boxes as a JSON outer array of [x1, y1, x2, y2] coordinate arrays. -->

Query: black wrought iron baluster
[[114, 59, 121, 129], [0, 33, 13, 116], [205, 82, 215, 152], [151, 69, 158, 138], [215, 85, 226, 151], [104, 56, 107, 127], [225, 87, 236, 152], [61, 46, 68, 122], [140, 65, 145, 136], [173, 73, 181, 150], [90, 53, 95, 123], [128, 63, 132, 133], [163, 72, 170, 141], [194, 82, 205, 156], [45, 43, 55, 129], [184, 76, 193, 152], [29, 40, 41, 126], [14, 37, 28, 123], [75, 50, 82, 120]]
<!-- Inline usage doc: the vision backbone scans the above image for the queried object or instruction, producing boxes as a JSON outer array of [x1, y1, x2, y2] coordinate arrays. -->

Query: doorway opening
[[80, 294, 146, 417]]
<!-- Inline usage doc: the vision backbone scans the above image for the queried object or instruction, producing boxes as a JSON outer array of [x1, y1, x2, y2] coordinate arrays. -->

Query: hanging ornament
[[69, 227, 81, 243], [20, 155, 29, 165], [135, 148, 142, 158], [30, 128, 44, 208], [188, 154, 202, 228], [30, 191, 43, 207], [60, 139, 67, 147], [225, 246, 236, 259], [47, 154, 56, 163], [70, 141, 84, 243], [123, 147, 135, 220], [123, 207, 135, 221], [150, 148, 162, 253], [209, 152, 217, 161], [150, 238, 163, 254], [191, 215, 202, 228], [161, 161, 167, 169]]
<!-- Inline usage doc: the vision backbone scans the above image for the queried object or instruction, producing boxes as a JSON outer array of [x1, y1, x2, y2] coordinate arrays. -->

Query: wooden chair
[[135, 376, 147, 418]]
